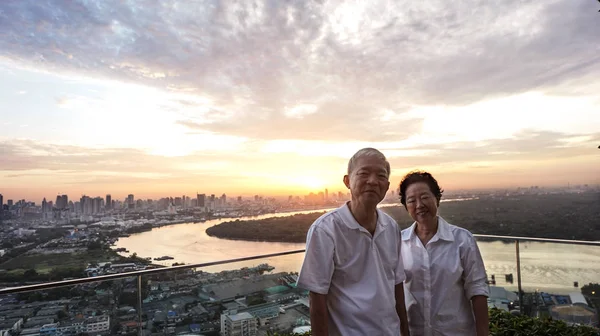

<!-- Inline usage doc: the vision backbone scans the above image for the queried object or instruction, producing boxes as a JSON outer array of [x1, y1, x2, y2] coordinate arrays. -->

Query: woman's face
[[405, 181, 439, 225]]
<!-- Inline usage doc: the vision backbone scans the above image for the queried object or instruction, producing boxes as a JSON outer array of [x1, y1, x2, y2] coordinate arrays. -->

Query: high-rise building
[[127, 194, 135, 209], [0, 193, 3, 209], [220, 311, 257, 336], [221, 194, 227, 205], [42, 198, 48, 213], [105, 194, 112, 210], [197, 194, 206, 208], [93, 197, 103, 214], [325, 189, 329, 200], [80, 195, 93, 215], [7, 200, 13, 207], [55, 195, 68, 210]]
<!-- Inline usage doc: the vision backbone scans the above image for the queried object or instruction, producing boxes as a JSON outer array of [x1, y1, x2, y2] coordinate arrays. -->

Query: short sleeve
[[296, 225, 335, 294], [461, 234, 489, 299], [395, 227, 406, 284]]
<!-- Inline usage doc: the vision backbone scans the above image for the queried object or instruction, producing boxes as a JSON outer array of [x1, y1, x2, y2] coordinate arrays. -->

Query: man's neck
[[348, 200, 378, 235]]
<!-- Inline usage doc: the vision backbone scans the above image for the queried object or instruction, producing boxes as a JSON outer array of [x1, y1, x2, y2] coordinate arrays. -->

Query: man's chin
[[360, 195, 382, 206]]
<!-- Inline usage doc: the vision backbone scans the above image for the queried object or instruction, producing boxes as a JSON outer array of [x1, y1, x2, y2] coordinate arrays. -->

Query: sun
[[294, 176, 326, 191]]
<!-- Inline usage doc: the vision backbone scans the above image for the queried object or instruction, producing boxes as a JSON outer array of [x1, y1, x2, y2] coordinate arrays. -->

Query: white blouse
[[401, 216, 489, 336]]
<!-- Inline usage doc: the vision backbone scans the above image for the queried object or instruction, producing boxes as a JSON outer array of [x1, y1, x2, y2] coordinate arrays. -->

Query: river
[[114, 206, 600, 294]]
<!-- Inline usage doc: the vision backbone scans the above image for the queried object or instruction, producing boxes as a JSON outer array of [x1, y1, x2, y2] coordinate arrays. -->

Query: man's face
[[343, 156, 390, 206]]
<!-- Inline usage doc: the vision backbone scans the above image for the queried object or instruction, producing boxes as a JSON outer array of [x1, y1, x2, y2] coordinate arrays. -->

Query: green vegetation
[[488, 308, 599, 336], [0, 242, 150, 283], [0, 249, 115, 272], [206, 192, 600, 243], [270, 309, 600, 336], [206, 212, 326, 243], [385, 192, 600, 240]]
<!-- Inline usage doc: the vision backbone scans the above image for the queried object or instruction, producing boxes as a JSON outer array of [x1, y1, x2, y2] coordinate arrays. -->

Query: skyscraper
[[55, 195, 68, 209], [106, 194, 112, 210], [42, 198, 48, 213], [127, 194, 135, 209], [0, 194, 3, 213], [93, 197, 103, 214], [197, 194, 206, 208]]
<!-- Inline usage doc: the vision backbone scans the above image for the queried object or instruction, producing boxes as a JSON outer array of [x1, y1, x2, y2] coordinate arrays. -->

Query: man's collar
[[340, 201, 389, 233]]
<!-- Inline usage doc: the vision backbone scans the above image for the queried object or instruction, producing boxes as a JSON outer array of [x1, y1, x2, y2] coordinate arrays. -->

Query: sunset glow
[[0, 0, 599, 202]]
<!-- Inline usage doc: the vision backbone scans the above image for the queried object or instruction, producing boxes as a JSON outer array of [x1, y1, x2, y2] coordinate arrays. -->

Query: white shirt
[[297, 202, 406, 336], [401, 216, 489, 336]]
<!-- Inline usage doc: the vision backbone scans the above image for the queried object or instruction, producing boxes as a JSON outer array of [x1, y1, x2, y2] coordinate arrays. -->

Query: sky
[[0, 0, 599, 202]]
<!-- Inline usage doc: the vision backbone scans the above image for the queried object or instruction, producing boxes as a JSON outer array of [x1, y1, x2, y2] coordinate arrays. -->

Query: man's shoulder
[[378, 210, 400, 231], [310, 207, 343, 230]]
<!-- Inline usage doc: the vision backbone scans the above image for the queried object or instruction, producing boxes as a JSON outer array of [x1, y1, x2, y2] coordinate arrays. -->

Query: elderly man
[[297, 148, 410, 336]]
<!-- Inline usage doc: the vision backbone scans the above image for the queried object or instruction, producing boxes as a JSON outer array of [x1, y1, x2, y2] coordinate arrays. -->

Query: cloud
[[385, 130, 600, 169], [0, 0, 598, 142]]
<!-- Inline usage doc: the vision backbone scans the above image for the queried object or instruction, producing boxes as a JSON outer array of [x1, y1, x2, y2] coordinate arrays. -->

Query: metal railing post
[[138, 275, 143, 336], [515, 240, 523, 314]]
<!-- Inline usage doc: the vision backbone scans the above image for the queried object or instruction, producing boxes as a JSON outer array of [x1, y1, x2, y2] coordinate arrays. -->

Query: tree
[[581, 283, 600, 298], [87, 241, 103, 250], [23, 269, 39, 278]]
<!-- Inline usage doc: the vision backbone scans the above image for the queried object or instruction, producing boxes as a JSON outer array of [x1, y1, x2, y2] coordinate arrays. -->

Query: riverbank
[[203, 192, 600, 243], [206, 212, 325, 243]]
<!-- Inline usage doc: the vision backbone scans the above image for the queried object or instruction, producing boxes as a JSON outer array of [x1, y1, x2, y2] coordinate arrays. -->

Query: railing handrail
[[1, 234, 599, 295], [472, 234, 600, 246], [0, 249, 306, 295]]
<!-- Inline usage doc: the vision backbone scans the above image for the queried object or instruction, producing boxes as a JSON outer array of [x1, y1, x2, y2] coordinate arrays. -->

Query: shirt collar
[[436, 216, 455, 242], [402, 216, 454, 242], [339, 201, 389, 235]]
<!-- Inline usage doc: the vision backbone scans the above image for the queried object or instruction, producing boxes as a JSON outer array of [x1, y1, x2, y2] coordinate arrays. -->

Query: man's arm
[[395, 284, 410, 336], [309, 291, 329, 336], [471, 295, 489, 336]]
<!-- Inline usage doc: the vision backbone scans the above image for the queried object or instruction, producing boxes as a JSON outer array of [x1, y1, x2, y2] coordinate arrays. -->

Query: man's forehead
[[354, 156, 387, 167]]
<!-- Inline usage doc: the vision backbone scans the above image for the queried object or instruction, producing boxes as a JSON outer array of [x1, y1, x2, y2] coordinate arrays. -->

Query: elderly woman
[[399, 171, 489, 336]]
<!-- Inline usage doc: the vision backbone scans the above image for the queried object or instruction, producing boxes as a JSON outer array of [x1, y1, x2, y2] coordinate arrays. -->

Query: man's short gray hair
[[347, 148, 391, 177]]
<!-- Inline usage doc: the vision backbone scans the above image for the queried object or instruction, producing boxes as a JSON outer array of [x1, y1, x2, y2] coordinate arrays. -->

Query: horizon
[[1, 1, 599, 201], [2, 182, 598, 205]]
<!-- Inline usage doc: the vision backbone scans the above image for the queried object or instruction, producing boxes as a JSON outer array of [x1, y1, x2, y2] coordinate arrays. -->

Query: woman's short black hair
[[399, 171, 444, 207]]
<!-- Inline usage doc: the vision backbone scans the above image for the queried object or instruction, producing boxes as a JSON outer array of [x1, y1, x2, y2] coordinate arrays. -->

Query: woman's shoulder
[[440, 217, 476, 242]]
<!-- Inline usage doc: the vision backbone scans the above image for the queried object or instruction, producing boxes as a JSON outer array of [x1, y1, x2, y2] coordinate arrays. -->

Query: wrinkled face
[[405, 182, 439, 224], [343, 155, 390, 206]]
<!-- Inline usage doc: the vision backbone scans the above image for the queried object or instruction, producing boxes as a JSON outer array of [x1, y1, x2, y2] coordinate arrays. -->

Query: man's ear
[[343, 175, 350, 189]]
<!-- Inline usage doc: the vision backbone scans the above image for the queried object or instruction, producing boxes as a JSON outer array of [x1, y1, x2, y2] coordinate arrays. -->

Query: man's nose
[[367, 174, 378, 184]]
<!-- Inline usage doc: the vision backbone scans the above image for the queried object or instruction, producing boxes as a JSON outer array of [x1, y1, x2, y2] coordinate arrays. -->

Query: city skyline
[[1, 1, 599, 201]]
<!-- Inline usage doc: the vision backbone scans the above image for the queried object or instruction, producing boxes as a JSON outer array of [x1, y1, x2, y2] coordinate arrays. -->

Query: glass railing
[[0, 236, 598, 335], [475, 234, 600, 327]]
